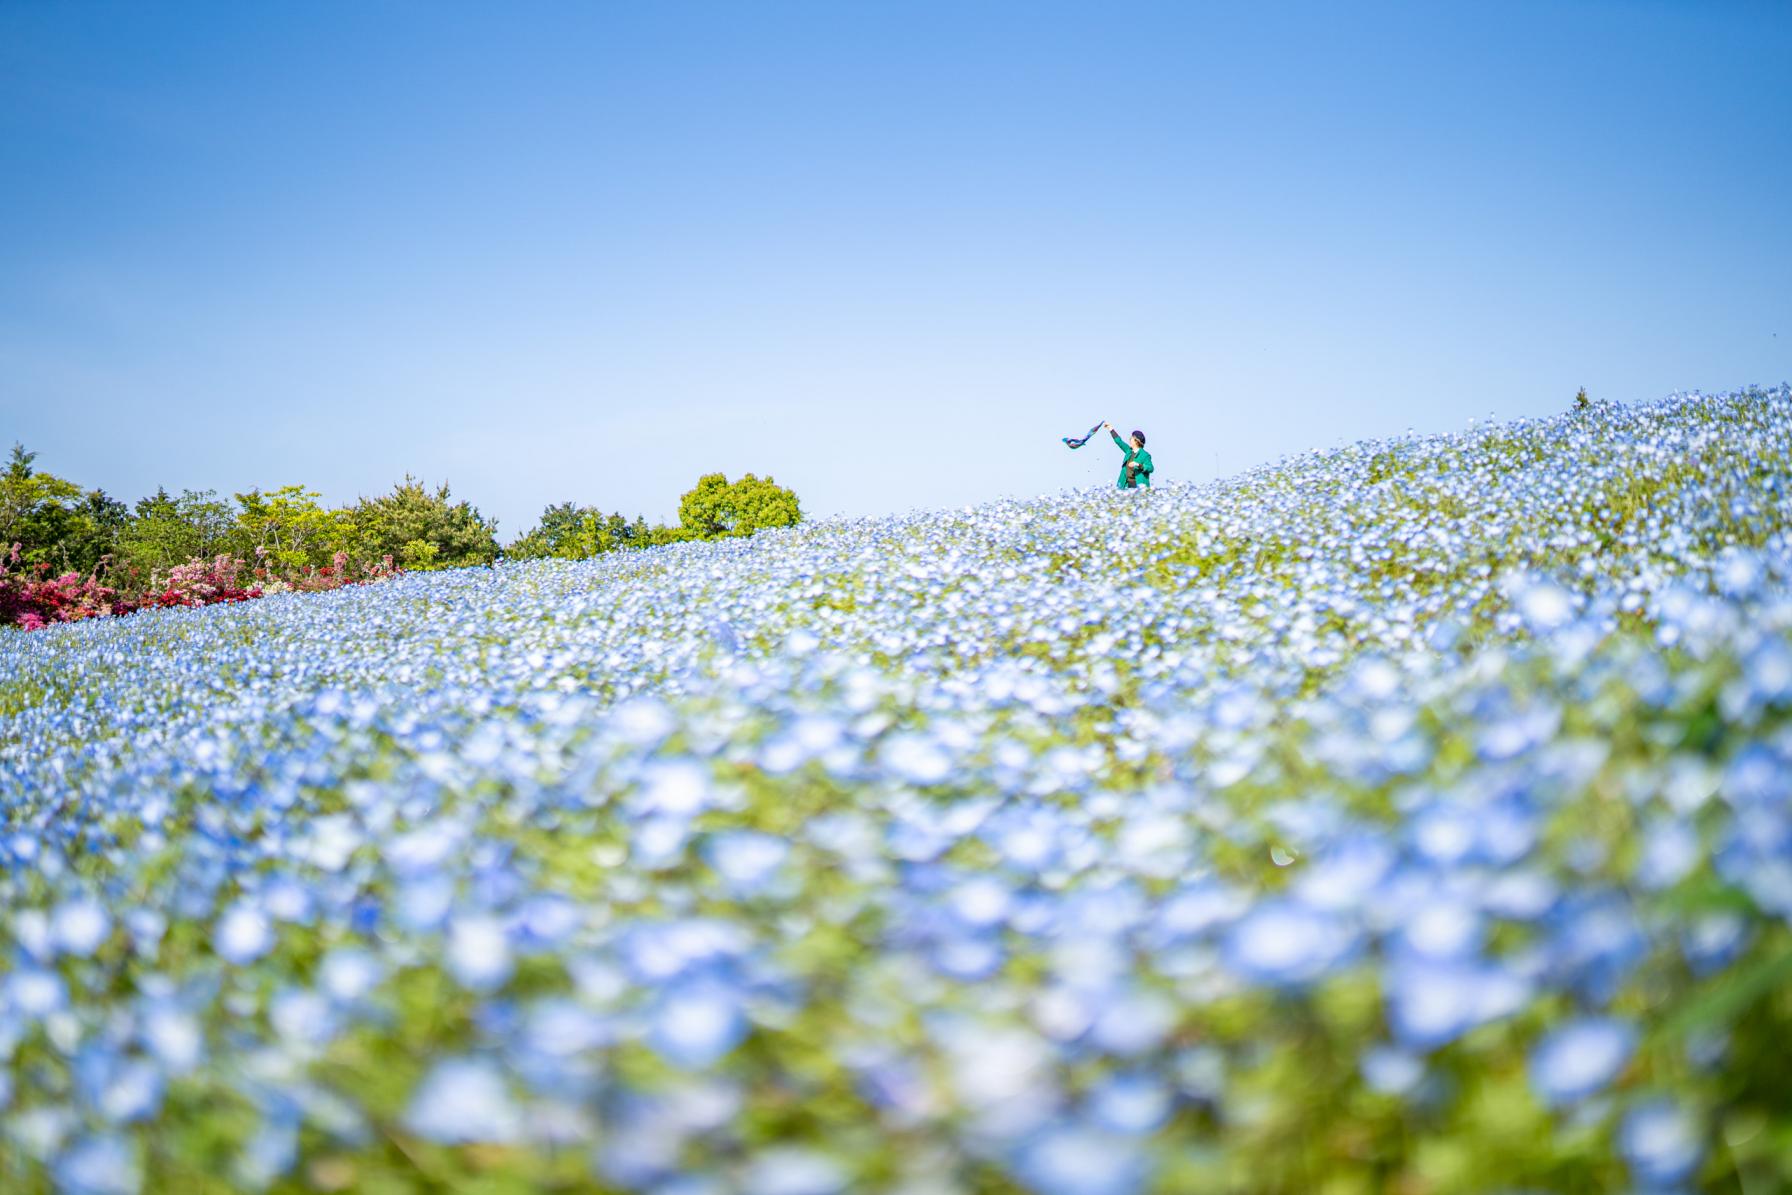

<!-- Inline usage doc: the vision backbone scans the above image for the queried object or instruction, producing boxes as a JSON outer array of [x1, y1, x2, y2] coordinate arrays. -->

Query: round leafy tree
[[676, 471, 802, 540]]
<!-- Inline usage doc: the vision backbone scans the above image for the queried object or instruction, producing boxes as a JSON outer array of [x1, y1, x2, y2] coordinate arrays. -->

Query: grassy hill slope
[[2, 385, 1791, 1193]]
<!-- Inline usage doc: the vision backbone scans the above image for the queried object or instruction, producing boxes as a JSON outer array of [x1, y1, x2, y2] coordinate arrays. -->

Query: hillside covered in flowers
[[3, 385, 1791, 1194]]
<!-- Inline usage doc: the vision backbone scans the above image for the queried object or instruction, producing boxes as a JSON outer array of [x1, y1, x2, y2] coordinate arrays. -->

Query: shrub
[[0, 544, 124, 629], [1, 546, 399, 630]]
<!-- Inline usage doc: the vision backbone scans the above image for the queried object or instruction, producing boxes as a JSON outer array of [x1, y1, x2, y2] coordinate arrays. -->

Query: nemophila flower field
[[4, 386, 1792, 1194]]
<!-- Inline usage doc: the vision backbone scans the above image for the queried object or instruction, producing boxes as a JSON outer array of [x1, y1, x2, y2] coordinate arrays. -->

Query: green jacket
[[1111, 430, 1154, 488]]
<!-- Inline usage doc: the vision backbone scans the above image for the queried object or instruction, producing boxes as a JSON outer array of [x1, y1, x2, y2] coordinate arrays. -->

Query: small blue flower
[[633, 815, 693, 870], [446, 915, 514, 993], [704, 830, 790, 896], [213, 903, 273, 964], [515, 894, 583, 947], [1087, 1072, 1171, 1134], [317, 948, 384, 1002], [139, 1005, 204, 1074], [1012, 1123, 1149, 1195], [1088, 990, 1177, 1055], [947, 875, 1013, 929], [1294, 834, 1394, 910], [647, 983, 748, 1069], [1681, 913, 1750, 976], [1479, 869, 1558, 920], [1511, 577, 1576, 633], [637, 761, 714, 816], [1397, 900, 1483, 960], [392, 874, 454, 931], [55, 1133, 140, 1195], [741, 1147, 849, 1195], [1619, 1098, 1704, 1188], [1221, 900, 1354, 987], [1528, 1017, 1636, 1107], [930, 933, 1006, 981], [403, 1057, 523, 1144], [270, 989, 338, 1047], [235, 1118, 299, 1189], [1384, 958, 1530, 1051], [5, 967, 68, 1018], [259, 875, 315, 924], [521, 998, 611, 1057], [879, 734, 953, 785], [1635, 820, 1700, 890], [96, 1060, 164, 1124], [1360, 1046, 1425, 1096], [51, 899, 111, 957], [1408, 805, 1478, 865]]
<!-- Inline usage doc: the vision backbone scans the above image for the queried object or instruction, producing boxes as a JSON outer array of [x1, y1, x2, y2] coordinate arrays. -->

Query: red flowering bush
[[130, 553, 263, 612], [253, 549, 398, 594], [1, 543, 399, 631], [0, 543, 123, 629]]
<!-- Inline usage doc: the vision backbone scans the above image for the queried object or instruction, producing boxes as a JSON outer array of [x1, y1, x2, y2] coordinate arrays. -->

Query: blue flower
[[213, 903, 273, 964], [1012, 1124, 1150, 1195], [878, 734, 953, 785], [270, 989, 338, 1047], [5, 967, 68, 1018], [1294, 834, 1395, 910], [1221, 901, 1355, 987], [1088, 1072, 1172, 1134], [1636, 820, 1700, 890], [1396, 899, 1483, 960], [1528, 1018, 1636, 1107], [1384, 958, 1530, 1051], [1619, 1098, 1703, 1188], [1360, 1046, 1425, 1096], [139, 1004, 204, 1073], [703, 830, 790, 896], [446, 914, 514, 993], [647, 983, 748, 1069], [51, 899, 111, 957], [741, 1147, 849, 1195], [403, 1057, 523, 1144], [637, 761, 715, 816], [235, 1118, 299, 1188], [95, 1059, 164, 1124], [317, 948, 384, 1002], [54, 1133, 140, 1195]]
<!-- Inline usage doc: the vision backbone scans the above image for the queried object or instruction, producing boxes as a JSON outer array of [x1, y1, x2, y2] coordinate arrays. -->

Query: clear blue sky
[[3, 1, 1788, 537]]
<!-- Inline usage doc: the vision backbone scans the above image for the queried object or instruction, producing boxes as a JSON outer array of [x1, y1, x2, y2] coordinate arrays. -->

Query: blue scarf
[[1062, 422, 1102, 449]]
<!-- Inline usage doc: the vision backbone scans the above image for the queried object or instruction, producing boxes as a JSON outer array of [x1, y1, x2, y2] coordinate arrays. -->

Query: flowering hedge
[[0, 549, 397, 631], [2, 387, 1791, 1193]]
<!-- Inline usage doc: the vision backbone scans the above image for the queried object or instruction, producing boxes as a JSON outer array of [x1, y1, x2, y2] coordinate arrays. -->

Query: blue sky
[[2, 0, 1788, 537]]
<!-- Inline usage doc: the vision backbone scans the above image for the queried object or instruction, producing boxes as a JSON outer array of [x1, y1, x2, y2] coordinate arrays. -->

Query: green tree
[[71, 489, 131, 573], [675, 472, 802, 541], [352, 476, 499, 570], [115, 488, 238, 575], [0, 443, 128, 573], [233, 485, 355, 572], [507, 504, 645, 560]]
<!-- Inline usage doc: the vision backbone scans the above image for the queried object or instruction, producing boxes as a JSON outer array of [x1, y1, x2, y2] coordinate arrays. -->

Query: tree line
[[2, 442, 803, 590]]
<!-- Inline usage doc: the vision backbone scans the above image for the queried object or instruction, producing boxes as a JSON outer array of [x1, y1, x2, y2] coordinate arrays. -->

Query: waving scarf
[[1062, 422, 1103, 449]]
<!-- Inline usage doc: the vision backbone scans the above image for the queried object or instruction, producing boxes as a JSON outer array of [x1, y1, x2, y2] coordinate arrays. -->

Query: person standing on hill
[[1104, 422, 1153, 489]]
